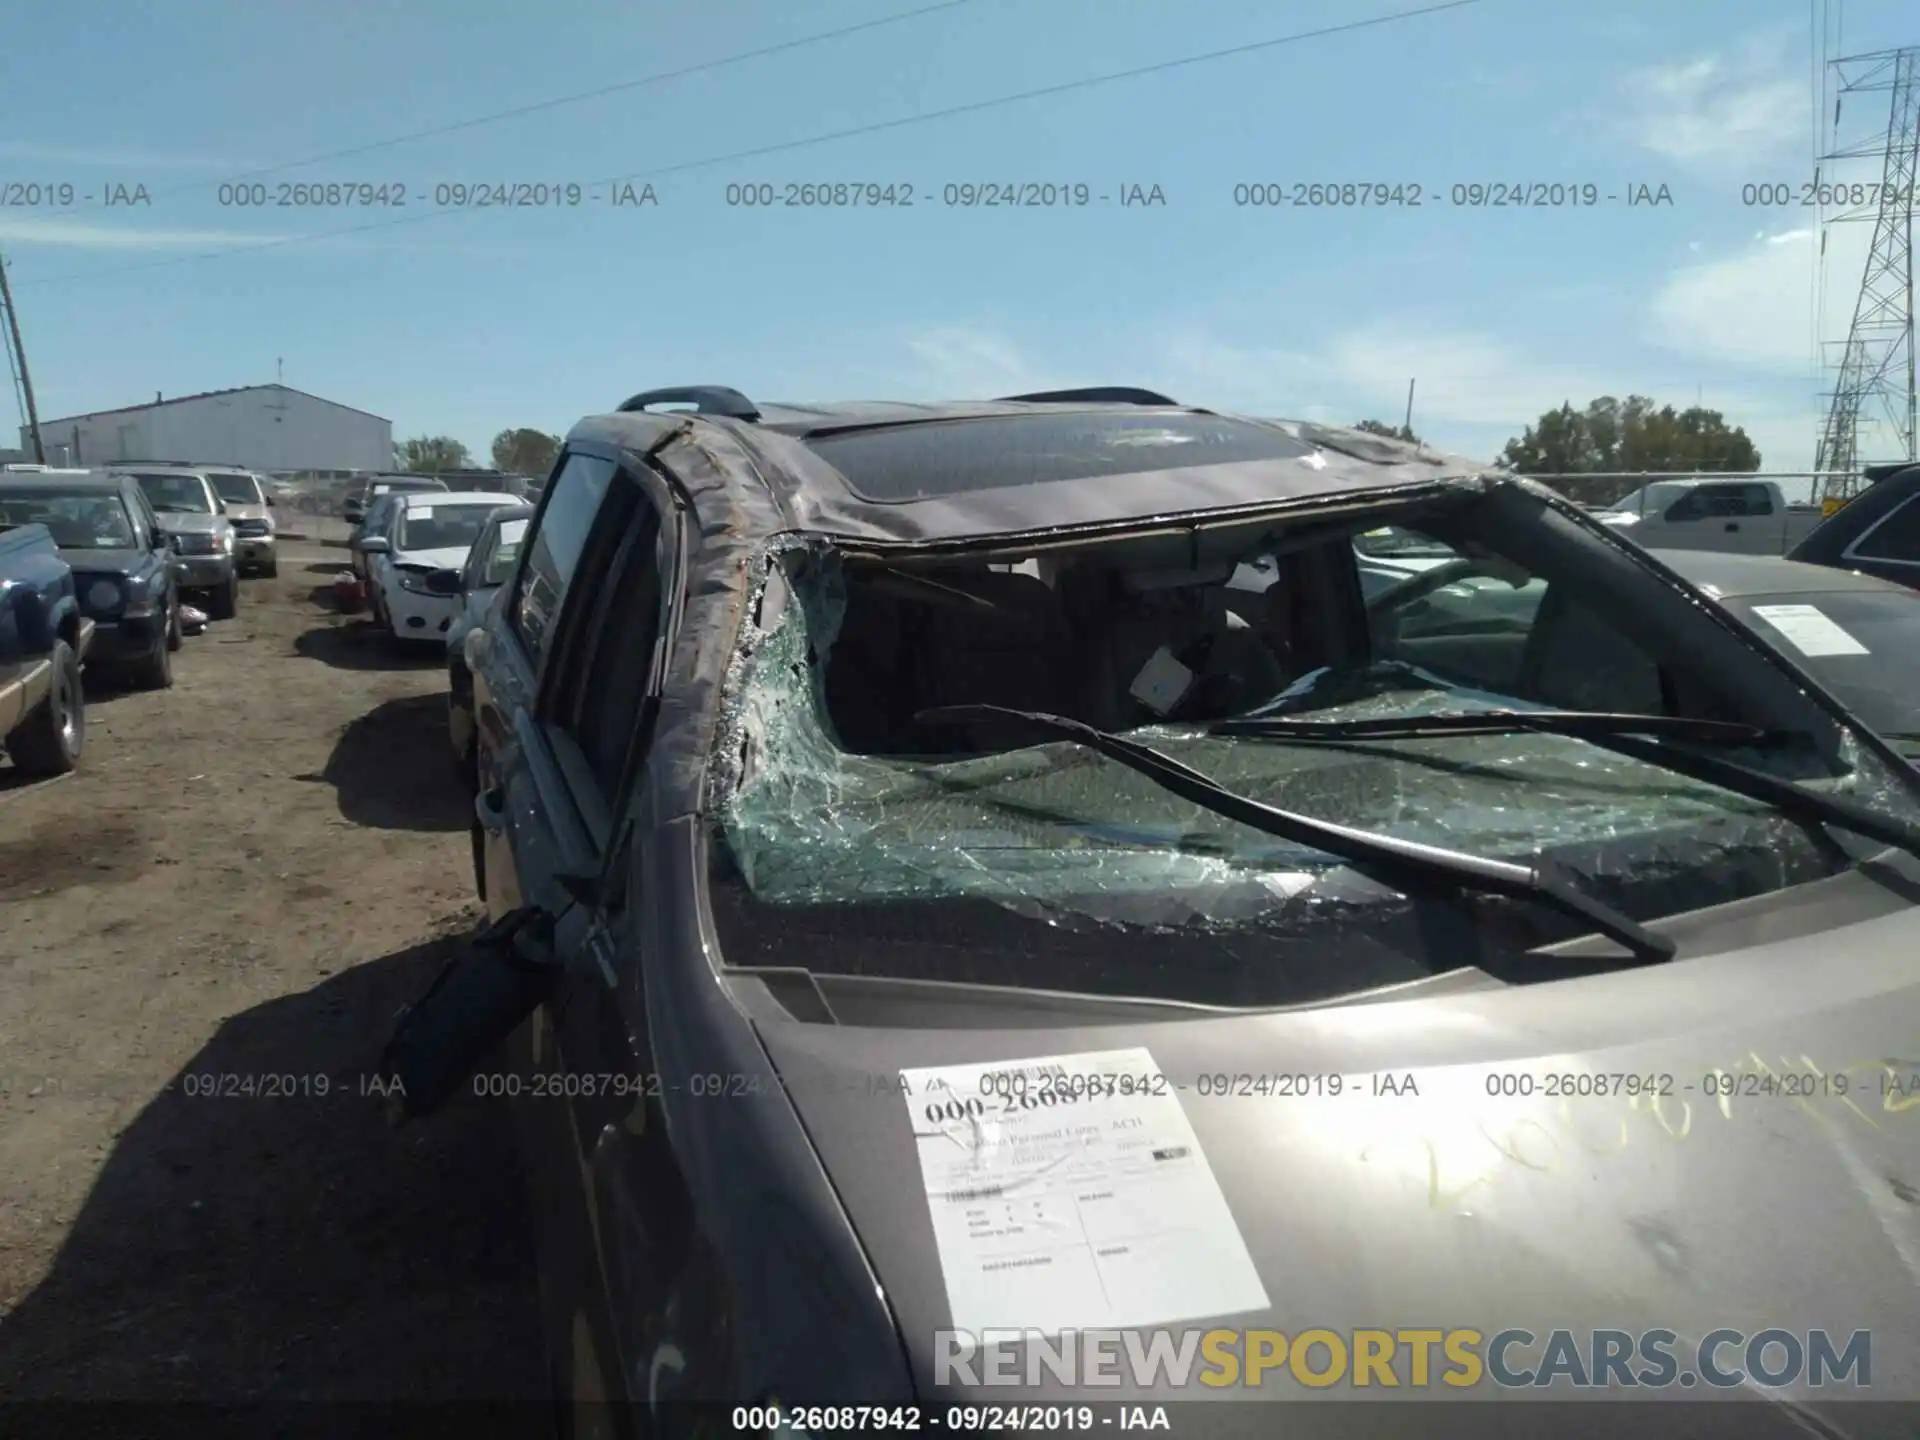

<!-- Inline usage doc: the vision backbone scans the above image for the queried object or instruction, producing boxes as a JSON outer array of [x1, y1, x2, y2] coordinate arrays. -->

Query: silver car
[[201, 467, 280, 577], [123, 468, 239, 619], [441, 503, 532, 774]]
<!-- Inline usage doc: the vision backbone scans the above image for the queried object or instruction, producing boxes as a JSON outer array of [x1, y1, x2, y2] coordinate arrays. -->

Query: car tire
[[6, 638, 85, 775], [209, 575, 238, 621], [127, 606, 176, 690], [260, 554, 279, 578], [165, 598, 183, 651]]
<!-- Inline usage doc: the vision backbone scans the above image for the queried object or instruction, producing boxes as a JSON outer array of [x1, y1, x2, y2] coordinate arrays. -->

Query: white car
[[359, 490, 521, 645]]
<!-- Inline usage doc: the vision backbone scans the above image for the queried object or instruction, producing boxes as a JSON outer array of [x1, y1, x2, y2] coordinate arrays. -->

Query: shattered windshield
[[708, 486, 1920, 1007]]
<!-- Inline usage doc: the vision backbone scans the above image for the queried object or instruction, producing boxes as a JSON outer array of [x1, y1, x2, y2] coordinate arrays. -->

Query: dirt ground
[[0, 519, 549, 1421]]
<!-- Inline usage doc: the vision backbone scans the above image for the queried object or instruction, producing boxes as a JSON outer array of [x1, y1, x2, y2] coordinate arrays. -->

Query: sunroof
[[804, 411, 1317, 503]]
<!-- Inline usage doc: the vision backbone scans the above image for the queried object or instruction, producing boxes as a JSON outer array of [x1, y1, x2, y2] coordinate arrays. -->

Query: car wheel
[[261, 554, 279, 578], [166, 598, 184, 651], [209, 575, 238, 621], [6, 638, 85, 775], [127, 607, 175, 690]]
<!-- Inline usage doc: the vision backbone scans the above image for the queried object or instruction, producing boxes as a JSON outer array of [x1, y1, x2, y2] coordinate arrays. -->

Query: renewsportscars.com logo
[[933, 1328, 1873, 1391]]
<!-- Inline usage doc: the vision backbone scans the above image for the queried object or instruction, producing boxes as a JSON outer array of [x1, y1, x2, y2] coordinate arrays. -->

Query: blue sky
[[2, 0, 1914, 477]]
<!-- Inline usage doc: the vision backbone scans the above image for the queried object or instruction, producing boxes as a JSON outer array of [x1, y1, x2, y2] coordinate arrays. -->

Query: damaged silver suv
[[387, 385, 1920, 1426]]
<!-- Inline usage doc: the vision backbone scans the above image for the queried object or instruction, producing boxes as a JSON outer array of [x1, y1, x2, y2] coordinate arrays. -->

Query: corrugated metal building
[[24, 384, 392, 475]]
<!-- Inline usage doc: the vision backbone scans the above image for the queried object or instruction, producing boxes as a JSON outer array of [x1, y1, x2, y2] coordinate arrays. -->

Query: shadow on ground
[[295, 694, 466, 832], [293, 622, 445, 674], [0, 930, 547, 1413]]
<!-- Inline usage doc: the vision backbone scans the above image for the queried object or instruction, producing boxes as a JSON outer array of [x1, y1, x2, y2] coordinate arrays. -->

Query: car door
[[367, 500, 402, 600], [127, 485, 177, 611], [469, 447, 686, 1418]]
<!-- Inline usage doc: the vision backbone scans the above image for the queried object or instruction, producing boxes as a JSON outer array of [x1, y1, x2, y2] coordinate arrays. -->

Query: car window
[[512, 452, 616, 673], [207, 472, 262, 505], [1668, 484, 1772, 521], [395, 502, 504, 553], [133, 473, 214, 514], [1362, 535, 1551, 693], [485, 518, 530, 586], [0, 490, 138, 548], [1852, 493, 1920, 565], [564, 503, 667, 796]]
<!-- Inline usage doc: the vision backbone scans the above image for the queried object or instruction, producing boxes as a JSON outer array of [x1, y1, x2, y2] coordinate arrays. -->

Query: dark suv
[[0, 470, 180, 688], [387, 385, 1920, 1424]]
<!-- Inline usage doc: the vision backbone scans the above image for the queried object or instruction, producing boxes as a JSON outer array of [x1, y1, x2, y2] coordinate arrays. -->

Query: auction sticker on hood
[[1750, 603, 1869, 657], [901, 1047, 1269, 1338]]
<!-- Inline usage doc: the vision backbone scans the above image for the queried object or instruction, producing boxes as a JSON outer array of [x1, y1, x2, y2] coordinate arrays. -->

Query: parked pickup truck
[[1588, 477, 1826, 555], [0, 522, 94, 776]]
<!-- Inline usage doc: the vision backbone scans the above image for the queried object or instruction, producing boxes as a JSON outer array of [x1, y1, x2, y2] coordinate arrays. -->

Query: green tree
[[1502, 395, 1760, 475], [1352, 418, 1421, 443], [393, 435, 472, 473], [490, 427, 561, 477]]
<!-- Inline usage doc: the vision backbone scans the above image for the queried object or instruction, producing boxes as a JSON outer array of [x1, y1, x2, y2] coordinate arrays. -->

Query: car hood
[[391, 545, 472, 572], [153, 512, 226, 534], [222, 503, 270, 523], [756, 911, 1920, 1420]]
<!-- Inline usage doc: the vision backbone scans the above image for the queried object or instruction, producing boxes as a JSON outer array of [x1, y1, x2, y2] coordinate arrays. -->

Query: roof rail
[[618, 386, 760, 421], [995, 387, 1181, 407]]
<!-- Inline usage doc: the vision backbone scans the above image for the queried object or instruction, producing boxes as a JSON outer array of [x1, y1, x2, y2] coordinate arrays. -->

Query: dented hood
[[754, 918, 1920, 1423]]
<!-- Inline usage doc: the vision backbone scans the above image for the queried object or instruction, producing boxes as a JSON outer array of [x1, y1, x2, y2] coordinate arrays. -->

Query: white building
[[24, 384, 392, 476]]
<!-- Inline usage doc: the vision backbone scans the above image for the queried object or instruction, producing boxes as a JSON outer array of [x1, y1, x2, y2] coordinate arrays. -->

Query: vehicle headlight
[[219, 529, 235, 551], [397, 570, 435, 594], [86, 579, 122, 612]]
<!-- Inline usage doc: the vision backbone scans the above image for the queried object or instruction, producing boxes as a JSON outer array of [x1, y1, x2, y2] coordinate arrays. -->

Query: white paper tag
[[1128, 646, 1194, 715], [413, 506, 435, 519], [1750, 603, 1868, 657], [901, 1047, 1269, 1338]]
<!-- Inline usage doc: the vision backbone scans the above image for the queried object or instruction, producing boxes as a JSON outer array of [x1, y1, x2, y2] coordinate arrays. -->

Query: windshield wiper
[[1214, 709, 1783, 746], [1214, 710, 1920, 864], [916, 703, 1675, 963]]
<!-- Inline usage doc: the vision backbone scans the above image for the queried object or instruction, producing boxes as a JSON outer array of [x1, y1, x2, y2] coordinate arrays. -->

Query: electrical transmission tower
[[1813, 46, 1920, 504], [0, 251, 45, 463]]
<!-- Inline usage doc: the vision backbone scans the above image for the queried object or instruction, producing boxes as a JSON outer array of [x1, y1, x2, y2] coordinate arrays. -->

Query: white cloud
[[1614, 33, 1808, 166], [1648, 208, 1876, 372], [898, 325, 1058, 396], [895, 320, 1804, 467], [0, 218, 275, 250], [0, 142, 244, 171]]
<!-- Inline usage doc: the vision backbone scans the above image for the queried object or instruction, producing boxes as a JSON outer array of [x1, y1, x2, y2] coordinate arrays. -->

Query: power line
[[18, 0, 1487, 291], [136, 0, 991, 204]]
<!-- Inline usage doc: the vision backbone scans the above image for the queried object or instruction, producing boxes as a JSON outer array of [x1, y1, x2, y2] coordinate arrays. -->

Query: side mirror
[[358, 536, 390, 555], [425, 569, 463, 596]]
